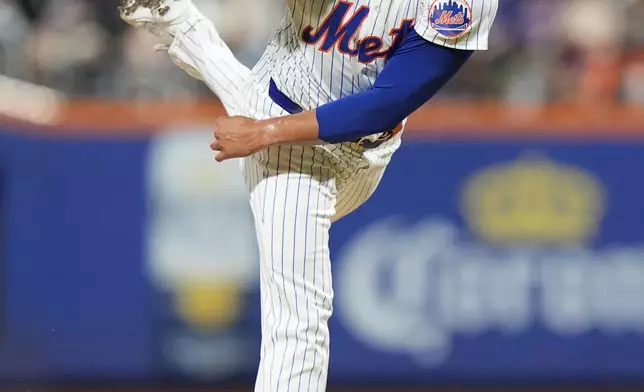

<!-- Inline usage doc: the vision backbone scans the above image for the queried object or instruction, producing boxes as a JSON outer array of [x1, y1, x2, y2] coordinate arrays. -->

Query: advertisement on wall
[[329, 142, 644, 382], [1, 127, 644, 384], [146, 129, 261, 381]]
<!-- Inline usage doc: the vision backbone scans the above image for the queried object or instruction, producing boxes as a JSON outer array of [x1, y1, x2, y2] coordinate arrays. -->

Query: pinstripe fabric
[[163, 1, 496, 391], [168, 14, 251, 115]]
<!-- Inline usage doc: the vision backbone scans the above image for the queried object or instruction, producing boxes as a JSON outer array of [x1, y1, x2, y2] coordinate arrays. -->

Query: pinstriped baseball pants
[[168, 12, 397, 392]]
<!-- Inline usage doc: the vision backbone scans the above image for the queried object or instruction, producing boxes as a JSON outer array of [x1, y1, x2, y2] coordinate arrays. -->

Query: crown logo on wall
[[461, 154, 605, 246]]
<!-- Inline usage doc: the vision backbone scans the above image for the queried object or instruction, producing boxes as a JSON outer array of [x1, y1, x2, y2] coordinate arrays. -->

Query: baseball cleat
[[118, 0, 193, 41]]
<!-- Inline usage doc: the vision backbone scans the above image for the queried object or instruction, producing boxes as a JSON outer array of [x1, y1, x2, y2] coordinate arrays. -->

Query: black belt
[[269, 79, 304, 114], [268, 79, 401, 148]]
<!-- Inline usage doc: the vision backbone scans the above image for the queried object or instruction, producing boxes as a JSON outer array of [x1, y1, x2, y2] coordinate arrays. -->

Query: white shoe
[[119, 0, 205, 81], [118, 0, 194, 43]]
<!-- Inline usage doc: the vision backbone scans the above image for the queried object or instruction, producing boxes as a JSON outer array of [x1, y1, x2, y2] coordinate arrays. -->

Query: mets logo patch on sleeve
[[429, 0, 472, 39]]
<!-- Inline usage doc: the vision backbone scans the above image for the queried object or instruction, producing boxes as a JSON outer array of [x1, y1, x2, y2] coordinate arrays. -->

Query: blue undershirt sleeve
[[316, 28, 473, 144]]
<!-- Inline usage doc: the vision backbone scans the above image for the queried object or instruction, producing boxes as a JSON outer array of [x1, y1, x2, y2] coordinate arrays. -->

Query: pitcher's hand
[[210, 116, 269, 162]]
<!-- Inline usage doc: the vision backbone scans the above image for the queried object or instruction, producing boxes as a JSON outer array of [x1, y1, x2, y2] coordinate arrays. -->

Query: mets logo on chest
[[429, 0, 472, 39], [301, 1, 415, 64]]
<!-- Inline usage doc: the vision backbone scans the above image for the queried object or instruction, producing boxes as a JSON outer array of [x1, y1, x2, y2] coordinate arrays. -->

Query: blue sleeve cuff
[[317, 28, 473, 144]]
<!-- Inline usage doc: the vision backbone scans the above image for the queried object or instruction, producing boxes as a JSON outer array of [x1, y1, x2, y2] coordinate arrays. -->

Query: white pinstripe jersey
[[165, 3, 498, 389], [258, 0, 499, 111]]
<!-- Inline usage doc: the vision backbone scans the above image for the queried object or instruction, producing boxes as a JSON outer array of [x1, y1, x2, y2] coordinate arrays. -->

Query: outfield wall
[[1, 103, 643, 386]]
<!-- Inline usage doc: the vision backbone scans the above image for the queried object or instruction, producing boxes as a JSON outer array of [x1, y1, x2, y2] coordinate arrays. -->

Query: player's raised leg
[[118, 0, 252, 115], [242, 146, 336, 392], [332, 164, 388, 222]]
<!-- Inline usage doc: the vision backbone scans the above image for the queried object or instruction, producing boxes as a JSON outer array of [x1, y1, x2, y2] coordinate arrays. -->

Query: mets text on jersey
[[302, 1, 415, 64]]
